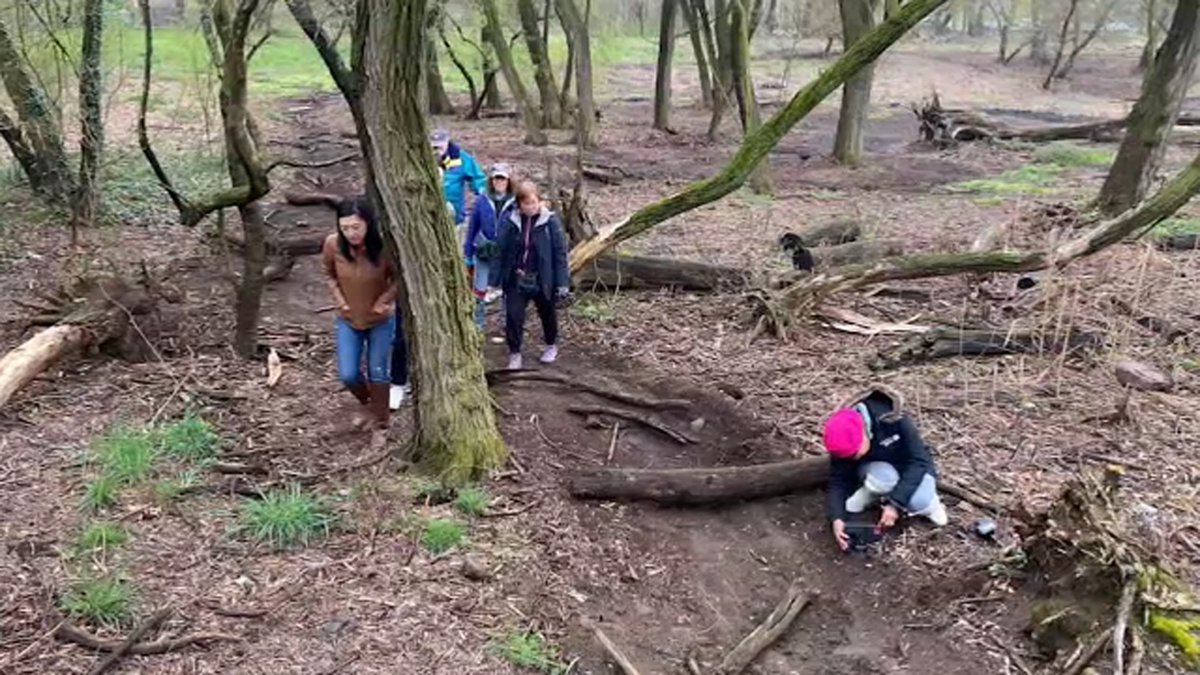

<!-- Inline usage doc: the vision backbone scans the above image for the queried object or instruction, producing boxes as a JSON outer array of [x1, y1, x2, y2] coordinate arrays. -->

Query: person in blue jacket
[[465, 162, 516, 331], [488, 180, 570, 370], [429, 128, 487, 228]]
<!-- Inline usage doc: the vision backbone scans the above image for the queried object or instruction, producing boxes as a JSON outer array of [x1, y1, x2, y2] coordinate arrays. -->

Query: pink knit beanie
[[823, 408, 865, 459]]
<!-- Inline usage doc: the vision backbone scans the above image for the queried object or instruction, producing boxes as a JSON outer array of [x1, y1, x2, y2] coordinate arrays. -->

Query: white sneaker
[[489, 336, 505, 345], [844, 487, 878, 514], [389, 384, 410, 411], [914, 495, 949, 527]]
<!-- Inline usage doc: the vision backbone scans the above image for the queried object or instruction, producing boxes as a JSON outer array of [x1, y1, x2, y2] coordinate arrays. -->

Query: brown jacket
[[322, 234, 395, 330]]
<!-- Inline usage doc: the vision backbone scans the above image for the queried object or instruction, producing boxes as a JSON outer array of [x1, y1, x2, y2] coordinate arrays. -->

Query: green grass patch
[[1149, 613, 1200, 664], [454, 487, 489, 518], [154, 469, 203, 503], [159, 413, 221, 462], [421, 518, 466, 554], [1152, 217, 1200, 238], [78, 522, 128, 553], [82, 475, 120, 512], [950, 164, 1063, 196], [92, 426, 159, 486], [239, 485, 333, 549], [101, 148, 229, 226], [489, 630, 567, 674], [61, 576, 134, 629], [1034, 143, 1115, 169], [570, 294, 616, 322]]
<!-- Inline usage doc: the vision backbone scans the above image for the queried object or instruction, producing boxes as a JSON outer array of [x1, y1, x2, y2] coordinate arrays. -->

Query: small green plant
[[454, 487, 489, 517], [239, 485, 333, 549], [61, 576, 134, 628], [421, 518, 466, 554], [489, 630, 567, 673], [1153, 217, 1200, 239], [1034, 144, 1115, 169], [82, 475, 120, 512], [1149, 613, 1200, 663], [93, 426, 158, 485], [159, 413, 221, 462], [570, 295, 616, 322], [410, 477, 455, 504], [154, 469, 202, 503], [78, 522, 128, 552]]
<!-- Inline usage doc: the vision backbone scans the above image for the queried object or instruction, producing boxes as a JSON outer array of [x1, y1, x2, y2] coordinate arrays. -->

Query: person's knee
[[863, 462, 900, 495], [338, 365, 362, 388], [904, 474, 938, 513]]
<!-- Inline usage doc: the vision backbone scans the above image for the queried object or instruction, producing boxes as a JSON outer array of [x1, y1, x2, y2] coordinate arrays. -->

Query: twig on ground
[[940, 479, 1005, 513], [591, 626, 642, 675], [1062, 628, 1112, 675], [266, 152, 359, 172], [715, 581, 814, 675], [567, 405, 696, 445], [0, 620, 64, 671], [1113, 579, 1138, 675], [986, 634, 1033, 675], [606, 422, 620, 464], [88, 608, 172, 675], [198, 600, 269, 618], [55, 621, 240, 655]]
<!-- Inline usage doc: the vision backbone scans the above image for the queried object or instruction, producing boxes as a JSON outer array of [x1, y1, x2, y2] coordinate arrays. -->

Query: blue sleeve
[[888, 417, 935, 509], [826, 458, 856, 521], [549, 214, 570, 290], [464, 201, 482, 258], [463, 152, 488, 196]]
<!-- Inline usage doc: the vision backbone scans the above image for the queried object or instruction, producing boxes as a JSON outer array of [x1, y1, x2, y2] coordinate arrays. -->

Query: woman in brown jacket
[[323, 197, 397, 429]]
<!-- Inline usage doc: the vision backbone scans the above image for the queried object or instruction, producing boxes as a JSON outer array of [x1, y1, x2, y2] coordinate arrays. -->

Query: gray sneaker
[[540, 344, 558, 364], [507, 353, 523, 370]]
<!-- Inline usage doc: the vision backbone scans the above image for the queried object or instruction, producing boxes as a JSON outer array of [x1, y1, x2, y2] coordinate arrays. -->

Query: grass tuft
[[61, 576, 134, 628], [1034, 143, 1115, 169], [421, 518, 466, 554], [154, 469, 202, 503], [239, 485, 333, 549], [159, 413, 221, 462], [950, 164, 1062, 196], [92, 426, 158, 485], [454, 487, 489, 517], [82, 475, 120, 512], [78, 522, 128, 553], [570, 294, 616, 322], [489, 630, 567, 673]]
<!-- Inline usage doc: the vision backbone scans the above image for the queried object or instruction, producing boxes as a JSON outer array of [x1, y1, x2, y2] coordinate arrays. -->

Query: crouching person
[[323, 197, 396, 430], [489, 180, 570, 370], [822, 388, 948, 551]]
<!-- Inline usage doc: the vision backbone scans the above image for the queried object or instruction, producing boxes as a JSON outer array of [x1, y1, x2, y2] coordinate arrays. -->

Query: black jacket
[[488, 206, 570, 300], [827, 390, 937, 521]]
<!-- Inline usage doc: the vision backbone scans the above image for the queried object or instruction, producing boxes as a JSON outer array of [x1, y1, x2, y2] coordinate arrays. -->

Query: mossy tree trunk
[[70, 0, 105, 233], [518, 0, 562, 127], [731, 0, 772, 193], [833, 0, 879, 166], [481, 0, 547, 145], [360, 0, 506, 484], [653, 0, 677, 131], [1097, 0, 1200, 215], [707, 0, 734, 139], [568, 0, 951, 273], [557, 0, 596, 148], [0, 16, 73, 201], [425, 6, 455, 116]]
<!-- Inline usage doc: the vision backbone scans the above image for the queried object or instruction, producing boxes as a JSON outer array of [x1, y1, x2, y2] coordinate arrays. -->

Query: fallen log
[[574, 254, 748, 291], [792, 218, 861, 246], [814, 239, 904, 268], [0, 325, 89, 409], [568, 457, 830, 505], [873, 326, 1101, 368]]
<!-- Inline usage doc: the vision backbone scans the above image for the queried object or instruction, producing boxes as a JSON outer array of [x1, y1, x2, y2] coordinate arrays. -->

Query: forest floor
[[2, 40, 1199, 674]]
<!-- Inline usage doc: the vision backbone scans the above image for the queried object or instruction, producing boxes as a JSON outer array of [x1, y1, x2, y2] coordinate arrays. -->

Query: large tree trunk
[[518, 0, 562, 127], [425, 41, 455, 115], [833, 0, 878, 166], [1097, 0, 1200, 216], [681, 0, 714, 108], [568, 0, 951, 273], [558, 0, 596, 148], [653, 0, 677, 131], [233, 202, 267, 356], [70, 0, 105, 234], [707, 0, 734, 139], [731, 0, 772, 194], [482, 0, 547, 145], [0, 17, 73, 200], [360, 0, 506, 484], [569, 457, 831, 505], [1140, 0, 1161, 71]]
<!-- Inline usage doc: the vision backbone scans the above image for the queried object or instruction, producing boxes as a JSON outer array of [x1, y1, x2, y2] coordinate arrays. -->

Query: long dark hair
[[335, 195, 383, 265]]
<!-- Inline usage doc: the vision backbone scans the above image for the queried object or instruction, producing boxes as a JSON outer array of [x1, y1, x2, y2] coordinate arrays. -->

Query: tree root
[[566, 404, 697, 444], [485, 368, 690, 409], [55, 621, 240, 656], [87, 608, 172, 675], [715, 582, 813, 675], [590, 626, 642, 675]]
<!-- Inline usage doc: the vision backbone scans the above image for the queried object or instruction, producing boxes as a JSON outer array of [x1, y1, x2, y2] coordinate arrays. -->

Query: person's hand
[[372, 300, 394, 317], [338, 302, 351, 315], [555, 287, 571, 300], [878, 505, 900, 530], [832, 519, 849, 551]]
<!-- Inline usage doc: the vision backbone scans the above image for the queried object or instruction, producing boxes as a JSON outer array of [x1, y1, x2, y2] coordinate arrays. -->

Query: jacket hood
[[837, 385, 903, 423], [509, 206, 553, 228]]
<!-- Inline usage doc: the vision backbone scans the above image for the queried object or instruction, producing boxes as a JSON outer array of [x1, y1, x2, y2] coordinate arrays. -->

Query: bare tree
[[1043, 0, 1118, 88], [833, 0, 879, 166], [986, 0, 1031, 63], [481, 0, 548, 144], [358, 0, 506, 483], [653, 0, 677, 131], [1098, 0, 1200, 215], [70, 0, 105, 234], [518, 0, 563, 127], [557, 0, 596, 148], [425, 2, 454, 115], [680, 0, 714, 107]]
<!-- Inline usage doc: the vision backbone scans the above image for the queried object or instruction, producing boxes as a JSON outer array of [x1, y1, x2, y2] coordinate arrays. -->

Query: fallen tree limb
[[873, 326, 1101, 368], [485, 369, 690, 409], [793, 218, 861, 246], [566, 404, 697, 444], [568, 457, 830, 505], [591, 626, 642, 675], [575, 254, 748, 291], [88, 608, 172, 675], [716, 581, 814, 675], [0, 325, 88, 409], [55, 622, 240, 655]]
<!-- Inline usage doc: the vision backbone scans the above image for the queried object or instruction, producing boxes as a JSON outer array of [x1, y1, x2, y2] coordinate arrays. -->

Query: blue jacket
[[489, 206, 570, 300], [438, 142, 487, 223], [464, 191, 515, 259], [826, 391, 937, 521]]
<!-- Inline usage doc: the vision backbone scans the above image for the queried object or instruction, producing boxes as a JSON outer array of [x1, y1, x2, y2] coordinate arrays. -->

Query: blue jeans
[[854, 461, 938, 513], [336, 315, 396, 386]]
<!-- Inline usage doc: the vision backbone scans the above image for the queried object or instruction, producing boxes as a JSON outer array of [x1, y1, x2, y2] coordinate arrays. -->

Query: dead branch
[[591, 626, 642, 675], [566, 404, 696, 444], [940, 479, 1005, 513], [485, 369, 690, 409], [266, 151, 359, 172], [1112, 579, 1137, 675], [198, 600, 269, 618], [569, 457, 830, 505], [1063, 628, 1111, 675], [576, 254, 748, 291], [55, 622, 240, 656], [872, 326, 1101, 369], [716, 581, 814, 675], [88, 608, 172, 675]]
